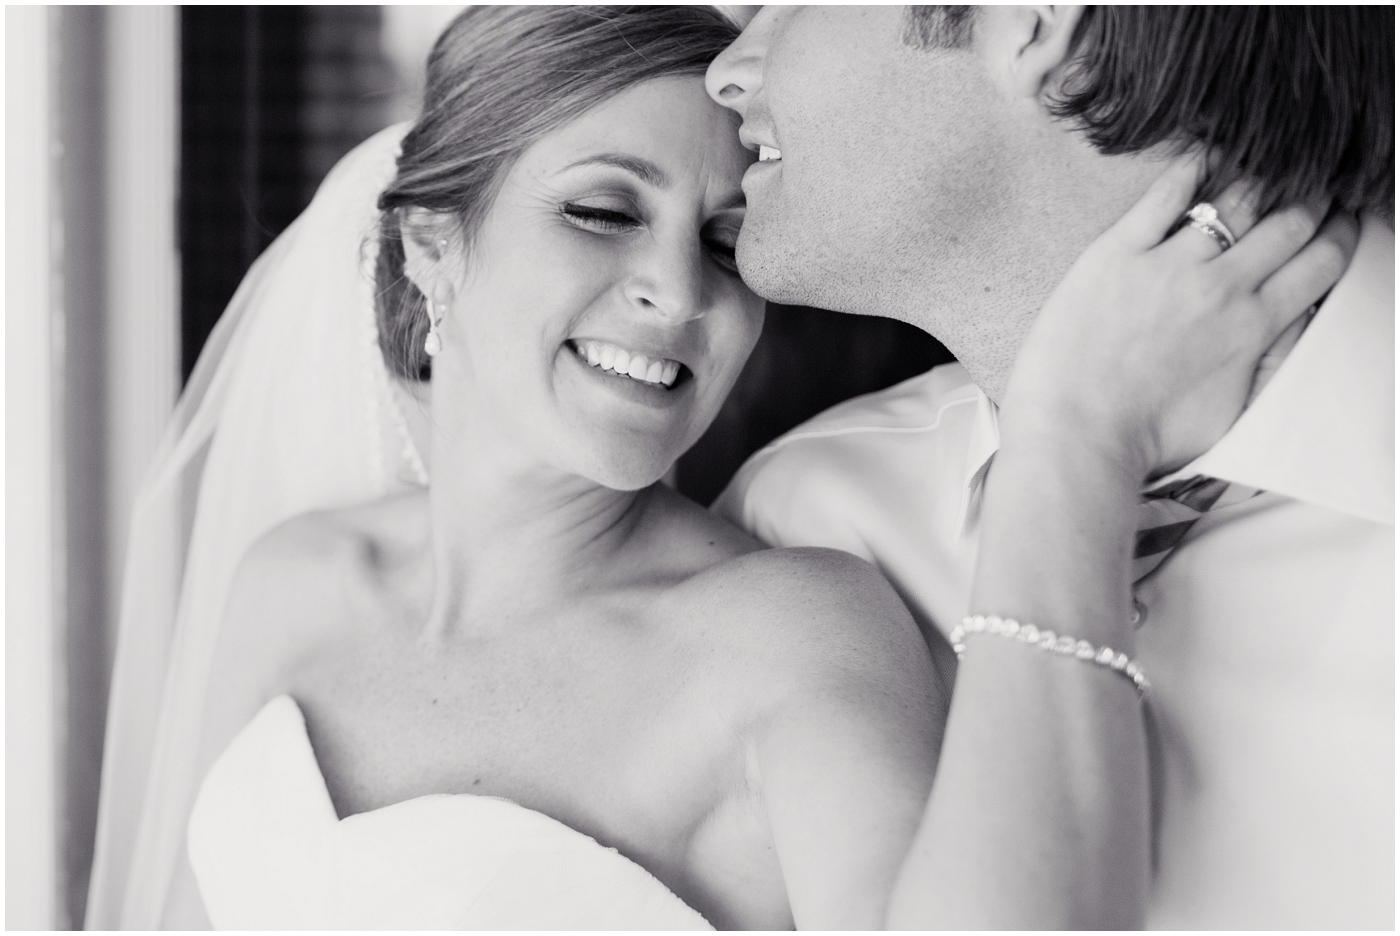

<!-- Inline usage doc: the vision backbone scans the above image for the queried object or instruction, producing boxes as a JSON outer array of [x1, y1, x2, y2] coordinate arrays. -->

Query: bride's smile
[[566, 339, 684, 389]]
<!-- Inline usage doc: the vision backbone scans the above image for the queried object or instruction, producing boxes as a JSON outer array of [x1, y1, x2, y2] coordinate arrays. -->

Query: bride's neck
[[419, 405, 650, 641]]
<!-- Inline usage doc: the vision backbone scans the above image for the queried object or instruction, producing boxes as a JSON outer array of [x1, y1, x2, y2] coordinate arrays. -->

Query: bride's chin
[[549, 425, 680, 491], [573, 450, 676, 492]]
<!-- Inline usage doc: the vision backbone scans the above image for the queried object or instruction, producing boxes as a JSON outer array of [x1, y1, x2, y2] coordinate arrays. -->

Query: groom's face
[[705, 6, 1002, 318]]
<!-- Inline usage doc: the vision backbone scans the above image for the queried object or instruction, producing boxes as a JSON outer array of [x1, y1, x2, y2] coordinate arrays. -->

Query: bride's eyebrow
[[559, 153, 671, 189]]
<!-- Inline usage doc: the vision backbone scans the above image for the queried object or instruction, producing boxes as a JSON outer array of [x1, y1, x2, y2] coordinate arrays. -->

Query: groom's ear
[[979, 6, 1085, 102]]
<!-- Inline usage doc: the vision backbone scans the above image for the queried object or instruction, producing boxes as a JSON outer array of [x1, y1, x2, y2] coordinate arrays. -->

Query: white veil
[[85, 124, 427, 929]]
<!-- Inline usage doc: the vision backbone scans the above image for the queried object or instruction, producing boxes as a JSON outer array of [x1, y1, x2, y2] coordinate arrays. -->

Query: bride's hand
[[999, 154, 1360, 483]]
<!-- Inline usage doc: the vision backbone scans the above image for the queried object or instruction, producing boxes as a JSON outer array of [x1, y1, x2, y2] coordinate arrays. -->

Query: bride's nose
[[705, 8, 775, 115], [623, 239, 706, 324]]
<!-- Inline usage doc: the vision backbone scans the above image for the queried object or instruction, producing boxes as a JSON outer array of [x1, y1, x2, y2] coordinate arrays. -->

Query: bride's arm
[[886, 161, 1358, 927]]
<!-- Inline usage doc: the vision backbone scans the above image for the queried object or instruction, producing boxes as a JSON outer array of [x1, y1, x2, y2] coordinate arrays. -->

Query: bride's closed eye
[[560, 200, 642, 233], [561, 197, 743, 275]]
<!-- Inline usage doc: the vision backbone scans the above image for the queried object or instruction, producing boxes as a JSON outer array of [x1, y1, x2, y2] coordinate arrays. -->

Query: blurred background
[[6, 6, 949, 929]]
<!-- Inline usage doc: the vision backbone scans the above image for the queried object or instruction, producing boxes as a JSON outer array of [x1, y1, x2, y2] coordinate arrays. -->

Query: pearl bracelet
[[951, 615, 1150, 698]]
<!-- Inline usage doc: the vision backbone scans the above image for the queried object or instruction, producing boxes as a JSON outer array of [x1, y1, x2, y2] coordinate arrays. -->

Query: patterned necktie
[[1133, 475, 1260, 583]]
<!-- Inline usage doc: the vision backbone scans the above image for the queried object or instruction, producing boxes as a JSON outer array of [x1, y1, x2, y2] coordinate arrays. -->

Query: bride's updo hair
[[376, 5, 741, 381]]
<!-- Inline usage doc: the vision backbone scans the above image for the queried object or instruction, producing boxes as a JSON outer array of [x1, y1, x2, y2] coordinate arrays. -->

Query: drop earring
[[423, 299, 444, 357]]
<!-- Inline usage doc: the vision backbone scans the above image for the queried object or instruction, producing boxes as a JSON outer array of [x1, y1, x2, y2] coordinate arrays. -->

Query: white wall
[[103, 6, 180, 656], [7, 6, 63, 929], [5, 7, 181, 928]]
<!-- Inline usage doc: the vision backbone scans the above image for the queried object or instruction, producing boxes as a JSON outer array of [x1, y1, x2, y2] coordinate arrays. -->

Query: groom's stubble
[[711, 6, 1164, 403]]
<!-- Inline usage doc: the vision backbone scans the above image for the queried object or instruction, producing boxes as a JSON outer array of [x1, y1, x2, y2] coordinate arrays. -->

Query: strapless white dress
[[187, 696, 713, 929]]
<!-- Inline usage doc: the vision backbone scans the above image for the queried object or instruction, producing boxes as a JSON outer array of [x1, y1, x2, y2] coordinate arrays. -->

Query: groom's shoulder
[[773, 361, 979, 438], [713, 362, 982, 551]]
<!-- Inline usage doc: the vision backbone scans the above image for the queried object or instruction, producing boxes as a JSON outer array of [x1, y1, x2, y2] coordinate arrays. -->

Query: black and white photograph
[[7, 4, 1393, 930]]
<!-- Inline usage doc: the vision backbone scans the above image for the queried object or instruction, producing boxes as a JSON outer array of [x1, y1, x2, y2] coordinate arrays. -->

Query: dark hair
[[905, 6, 1394, 219], [904, 6, 976, 49], [375, 6, 741, 381]]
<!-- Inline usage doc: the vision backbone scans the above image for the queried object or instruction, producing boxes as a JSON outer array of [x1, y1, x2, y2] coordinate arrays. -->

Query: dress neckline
[[189, 694, 715, 929]]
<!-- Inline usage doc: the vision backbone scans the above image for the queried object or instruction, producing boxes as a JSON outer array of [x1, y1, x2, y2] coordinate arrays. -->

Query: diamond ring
[[1185, 201, 1237, 252]]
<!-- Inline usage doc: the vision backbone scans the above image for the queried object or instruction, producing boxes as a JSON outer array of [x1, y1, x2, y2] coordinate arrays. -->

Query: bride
[[87, 6, 1354, 930]]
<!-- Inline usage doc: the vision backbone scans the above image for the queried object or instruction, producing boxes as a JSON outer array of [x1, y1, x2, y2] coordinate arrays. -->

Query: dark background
[[179, 5, 953, 505]]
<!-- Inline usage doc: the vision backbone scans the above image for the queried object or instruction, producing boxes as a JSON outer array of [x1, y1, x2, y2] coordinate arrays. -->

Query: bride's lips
[[560, 339, 694, 410]]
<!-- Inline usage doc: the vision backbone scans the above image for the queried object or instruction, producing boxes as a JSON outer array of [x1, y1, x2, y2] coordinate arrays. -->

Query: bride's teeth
[[576, 339, 681, 387], [758, 145, 781, 162]]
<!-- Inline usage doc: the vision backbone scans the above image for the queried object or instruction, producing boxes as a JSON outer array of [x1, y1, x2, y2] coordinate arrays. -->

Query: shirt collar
[[957, 388, 1000, 537], [1155, 214, 1393, 527], [959, 214, 1394, 531]]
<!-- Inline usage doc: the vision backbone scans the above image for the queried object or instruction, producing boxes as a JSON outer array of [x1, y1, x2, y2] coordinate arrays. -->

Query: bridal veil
[[85, 124, 427, 929]]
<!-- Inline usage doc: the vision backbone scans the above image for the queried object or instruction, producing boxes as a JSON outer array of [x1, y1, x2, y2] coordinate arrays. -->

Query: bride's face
[[436, 75, 764, 490]]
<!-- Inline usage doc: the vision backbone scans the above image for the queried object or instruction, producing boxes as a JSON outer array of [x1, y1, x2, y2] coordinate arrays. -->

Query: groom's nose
[[706, 7, 776, 116]]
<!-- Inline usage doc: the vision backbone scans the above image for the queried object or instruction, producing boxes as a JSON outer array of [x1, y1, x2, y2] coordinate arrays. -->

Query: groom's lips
[[740, 127, 782, 186], [743, 156, 781, 190]]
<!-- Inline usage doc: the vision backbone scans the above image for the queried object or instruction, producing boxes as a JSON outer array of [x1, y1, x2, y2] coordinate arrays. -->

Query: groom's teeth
[[574, 340, 682, 388], [758, 145, 781, 162]]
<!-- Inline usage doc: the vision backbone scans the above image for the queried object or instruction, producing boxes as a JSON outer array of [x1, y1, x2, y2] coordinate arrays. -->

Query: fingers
[[1107, 150, 1209, 250], [1255, 210, 1359, 333], [1211, 180, 1263, 242], [1244, 307, 1312, 407], [1222, 197, 1333, 289], [1166, 179, 1264, 263]]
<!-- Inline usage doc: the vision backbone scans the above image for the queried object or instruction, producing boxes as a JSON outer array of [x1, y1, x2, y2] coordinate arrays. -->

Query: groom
[[707, 6, 1393, 928]]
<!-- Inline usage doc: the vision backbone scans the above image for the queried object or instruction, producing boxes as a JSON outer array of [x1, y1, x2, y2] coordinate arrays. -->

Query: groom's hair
[[905, 6, 1394, 219]]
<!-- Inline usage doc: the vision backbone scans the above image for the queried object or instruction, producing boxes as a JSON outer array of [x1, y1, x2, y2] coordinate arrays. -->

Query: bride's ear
[[399, 207, 458, 300], [979, 5, 1085, 102]]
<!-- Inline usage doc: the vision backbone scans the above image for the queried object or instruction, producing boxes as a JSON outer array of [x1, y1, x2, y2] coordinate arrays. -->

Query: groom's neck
[[891, 148, 1168, 405]]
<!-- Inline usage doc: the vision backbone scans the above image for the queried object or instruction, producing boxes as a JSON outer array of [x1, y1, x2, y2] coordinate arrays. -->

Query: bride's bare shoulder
[[650, 486, 931, 682], [228, 492, 428, 627], [680, 543, 941, 701], [206, 493, 429, 719], [196, 492, 430, 781]]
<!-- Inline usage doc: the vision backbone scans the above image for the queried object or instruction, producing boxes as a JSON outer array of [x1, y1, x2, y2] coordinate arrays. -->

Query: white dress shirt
[[715, 217, 1394, 928]]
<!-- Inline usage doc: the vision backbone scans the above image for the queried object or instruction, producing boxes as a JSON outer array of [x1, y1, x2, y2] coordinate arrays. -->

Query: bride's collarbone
[[290, 596, 752, 795]]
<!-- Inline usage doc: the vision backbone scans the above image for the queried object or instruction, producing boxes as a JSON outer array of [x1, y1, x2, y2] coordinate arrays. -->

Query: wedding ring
[[1185, 201, 1236, 253]]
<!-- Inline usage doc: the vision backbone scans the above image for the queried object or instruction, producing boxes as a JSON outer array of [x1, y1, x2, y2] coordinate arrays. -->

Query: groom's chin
[[735, 225, 829, 310]]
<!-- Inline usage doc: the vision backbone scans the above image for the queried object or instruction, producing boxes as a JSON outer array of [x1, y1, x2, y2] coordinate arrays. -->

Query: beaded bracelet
[[951, 615, 1150, 698]]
